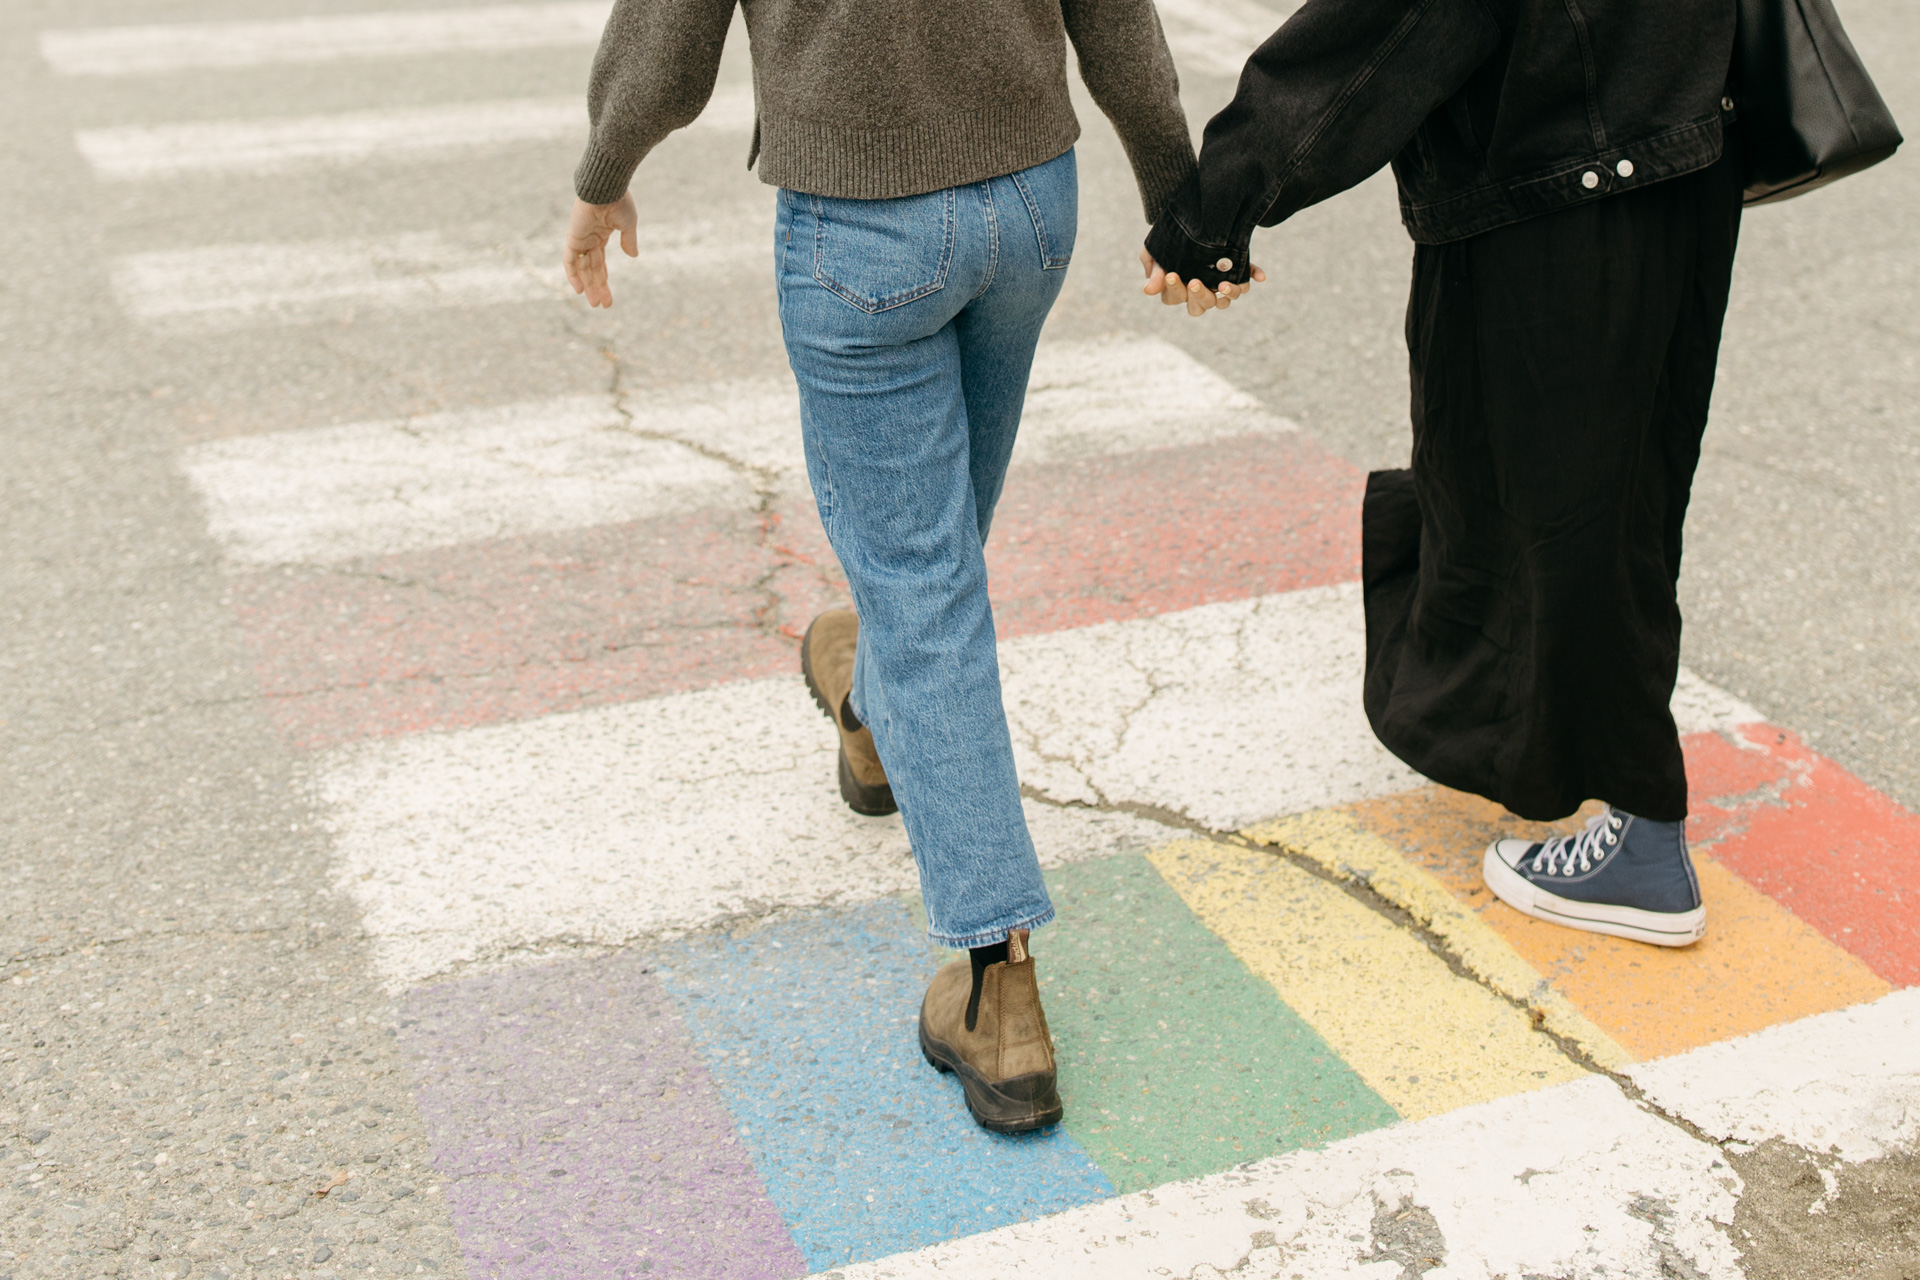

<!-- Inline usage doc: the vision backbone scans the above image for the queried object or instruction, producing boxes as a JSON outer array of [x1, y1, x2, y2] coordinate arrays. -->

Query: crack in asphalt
[[595, 340, 841, 650], [1017, 775, 1767, 1171]]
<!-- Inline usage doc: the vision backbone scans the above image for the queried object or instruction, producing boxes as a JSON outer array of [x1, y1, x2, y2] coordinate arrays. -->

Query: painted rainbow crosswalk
[[57, 0, 1919, 1272], [220, 331, 1912, 1276]]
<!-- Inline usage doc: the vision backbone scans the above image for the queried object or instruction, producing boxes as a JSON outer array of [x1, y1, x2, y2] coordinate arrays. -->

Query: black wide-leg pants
[[1363, 143, 1745, 823]]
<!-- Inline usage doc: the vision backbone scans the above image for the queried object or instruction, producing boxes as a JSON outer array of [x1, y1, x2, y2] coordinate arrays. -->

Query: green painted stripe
[[1037, 851, 1398, 1193]]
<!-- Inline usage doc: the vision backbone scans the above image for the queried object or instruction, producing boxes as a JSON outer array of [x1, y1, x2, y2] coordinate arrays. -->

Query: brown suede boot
[[799, 609, 896, 816], [918, 929, 1063, 1133]]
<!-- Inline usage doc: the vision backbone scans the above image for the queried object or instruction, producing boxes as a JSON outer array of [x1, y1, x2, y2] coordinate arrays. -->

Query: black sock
[[966, 941, 1009, 1032], [839, 693, 863, 732]]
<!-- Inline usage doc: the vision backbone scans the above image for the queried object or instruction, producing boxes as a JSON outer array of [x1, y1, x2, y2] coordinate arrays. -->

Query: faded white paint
[[1627, 987, 1920, 1163], [1017, 336, 1296, 464], [41, 2, 612, 76], [319, 581, 1756, 985], [180, 396, 756, 566], [1671, 667, 1765, 736], [623, 335, 1295, 477], [1005, 586, 1752, 830], [320, 674, 1181, 987], [76, 87, 755, 181], [180, 336, 1292, 564], [112, 216, 765, 325], [1003, 585, 1423, 829], [820, 1074, 1743, 1279]]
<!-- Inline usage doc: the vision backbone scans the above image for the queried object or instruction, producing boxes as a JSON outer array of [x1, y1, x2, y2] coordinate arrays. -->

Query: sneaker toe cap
[[1487, 838, 1536, 871]]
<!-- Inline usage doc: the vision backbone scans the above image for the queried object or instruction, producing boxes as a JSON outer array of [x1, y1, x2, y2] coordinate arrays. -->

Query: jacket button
[[1722, 95, 1735, 111], [1616, 159, 1634, 177], [1581, 171, 1600, 190], [1215, 257, 1234, 272]]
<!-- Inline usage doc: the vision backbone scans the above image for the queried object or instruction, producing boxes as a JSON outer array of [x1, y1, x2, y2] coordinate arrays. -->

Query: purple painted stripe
[[399, 950, 807, 1280]]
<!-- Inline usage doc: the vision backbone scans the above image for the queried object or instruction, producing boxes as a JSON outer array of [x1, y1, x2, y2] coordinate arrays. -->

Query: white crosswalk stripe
[[77, 87, 756, 181], [1625, 987, 1920, 1164], [112, 214, 766, 326], [41, 2, 612, 76], [178, 336, 1295, 564], [317, 586, 1386, 987], [114, 231, 559, 322], [319, 577, 1755, 988], [179, 396, 754, 566]]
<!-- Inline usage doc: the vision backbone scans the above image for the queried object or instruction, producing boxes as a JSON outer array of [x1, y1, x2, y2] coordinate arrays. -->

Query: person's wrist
[[1144, 217, 1247, 291]]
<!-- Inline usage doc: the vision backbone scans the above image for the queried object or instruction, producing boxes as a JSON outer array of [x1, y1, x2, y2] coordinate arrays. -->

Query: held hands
[[564, 194, 639, 308], [1140, 247, 1266, 317]]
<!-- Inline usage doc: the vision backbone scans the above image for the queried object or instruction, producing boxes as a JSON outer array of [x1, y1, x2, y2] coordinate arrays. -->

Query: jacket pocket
[[1009, 149, 1077, 270], [809, 188, 955, 313]]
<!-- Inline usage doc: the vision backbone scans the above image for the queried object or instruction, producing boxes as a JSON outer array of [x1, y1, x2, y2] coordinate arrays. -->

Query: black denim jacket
[[1145, 0, 1737, 288]]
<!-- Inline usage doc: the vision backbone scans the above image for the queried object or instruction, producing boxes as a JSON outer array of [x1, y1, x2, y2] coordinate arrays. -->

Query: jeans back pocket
[[810, 188, 956, 314]]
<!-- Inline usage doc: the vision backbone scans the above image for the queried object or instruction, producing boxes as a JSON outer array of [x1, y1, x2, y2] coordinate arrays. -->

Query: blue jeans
[[774, 149, 1077, 949]]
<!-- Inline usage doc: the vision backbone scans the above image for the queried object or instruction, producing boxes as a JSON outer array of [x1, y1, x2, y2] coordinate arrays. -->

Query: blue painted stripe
[[657, 897, 1114, 1272]]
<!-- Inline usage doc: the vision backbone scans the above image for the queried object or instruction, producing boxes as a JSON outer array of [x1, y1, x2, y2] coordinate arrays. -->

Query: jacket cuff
[[1143, 211, 1250, 290], [574, 140, 642, 206]]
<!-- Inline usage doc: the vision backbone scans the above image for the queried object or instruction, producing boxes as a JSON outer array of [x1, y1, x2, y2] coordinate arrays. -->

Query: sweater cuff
[[1143, 207, 1251, 290], [574, 140, 643, 206], [1130, 147, 1200, 225]]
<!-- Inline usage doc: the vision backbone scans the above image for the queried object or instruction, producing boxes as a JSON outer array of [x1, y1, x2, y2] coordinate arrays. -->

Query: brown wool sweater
[[574, 0, 1197, 221]]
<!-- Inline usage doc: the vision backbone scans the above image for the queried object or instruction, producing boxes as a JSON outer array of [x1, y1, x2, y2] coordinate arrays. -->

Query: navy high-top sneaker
[[1482, 806, 1705, 946]]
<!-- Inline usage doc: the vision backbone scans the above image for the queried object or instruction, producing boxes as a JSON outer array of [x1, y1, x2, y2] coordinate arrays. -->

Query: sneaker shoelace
[[1532, 808, 1624, 876]]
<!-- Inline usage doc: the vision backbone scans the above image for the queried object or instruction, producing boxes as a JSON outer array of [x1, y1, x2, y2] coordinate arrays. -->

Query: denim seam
[[1009, 169, 1071, 270], [808, 188, 956, 314], [975, 181, 1000, 300], [777, 190, 792, 277]]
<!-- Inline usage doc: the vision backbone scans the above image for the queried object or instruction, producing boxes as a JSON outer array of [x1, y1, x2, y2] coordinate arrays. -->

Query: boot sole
[[919, 1022, 1063, 1134], [800, 615, 898, 817], [837, 747, 898, 818], [1482, 843, 1706, 946]]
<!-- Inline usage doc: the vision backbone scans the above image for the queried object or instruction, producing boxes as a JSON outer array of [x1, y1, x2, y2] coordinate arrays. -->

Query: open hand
[[1140, 248, 1266, 316], [564, 194, 639, 308]]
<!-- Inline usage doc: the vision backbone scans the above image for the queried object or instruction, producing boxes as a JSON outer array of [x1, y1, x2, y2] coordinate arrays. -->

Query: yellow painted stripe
[[1146, 838, 1586, 1121], [1343, 787, 1892, 1061], [1243, 809, 1635, 1070]]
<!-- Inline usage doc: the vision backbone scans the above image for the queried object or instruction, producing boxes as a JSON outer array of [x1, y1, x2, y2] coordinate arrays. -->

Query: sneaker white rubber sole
[[1482, 841, 1706, 947]]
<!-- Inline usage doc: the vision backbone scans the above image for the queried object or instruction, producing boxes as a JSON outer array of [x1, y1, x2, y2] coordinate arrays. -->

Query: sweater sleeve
[[1060, 0, 1199, 222], [1144, 0, 1499, 287], [573, 0, 739, 205]]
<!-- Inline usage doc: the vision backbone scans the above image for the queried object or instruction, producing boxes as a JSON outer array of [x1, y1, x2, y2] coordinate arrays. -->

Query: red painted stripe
[[233, 434, 1362, 749], [235, 507, 845, 750], [986, 434, 1362, 636], [1685, 725, 1920, 987]]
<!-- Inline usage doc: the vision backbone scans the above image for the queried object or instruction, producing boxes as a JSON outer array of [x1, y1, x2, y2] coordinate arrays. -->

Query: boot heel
[[838, 746, 898, 816]]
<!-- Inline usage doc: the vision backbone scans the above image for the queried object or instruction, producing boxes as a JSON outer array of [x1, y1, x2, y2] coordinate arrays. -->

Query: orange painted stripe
[[1686, 725, 1920, 986], [1343, 785, 1890, 1062]]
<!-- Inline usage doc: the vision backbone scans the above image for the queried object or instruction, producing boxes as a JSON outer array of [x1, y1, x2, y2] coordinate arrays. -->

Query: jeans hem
[[930, 904, 1056, 951]]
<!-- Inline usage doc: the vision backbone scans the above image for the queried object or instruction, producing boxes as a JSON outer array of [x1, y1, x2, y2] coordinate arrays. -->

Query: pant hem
[[930, 904, 1055, 951]]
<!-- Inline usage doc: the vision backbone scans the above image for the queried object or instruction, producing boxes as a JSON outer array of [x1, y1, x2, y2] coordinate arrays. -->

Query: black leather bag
[[1736, 0, 1903, 205]]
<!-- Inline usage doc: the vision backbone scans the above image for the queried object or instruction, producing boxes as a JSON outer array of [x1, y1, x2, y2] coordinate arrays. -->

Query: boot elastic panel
[[966, 939, 1011, 1032]]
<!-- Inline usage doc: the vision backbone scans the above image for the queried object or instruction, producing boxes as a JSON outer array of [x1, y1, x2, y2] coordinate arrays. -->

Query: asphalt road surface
[[3, 0, 1916, 1277]]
